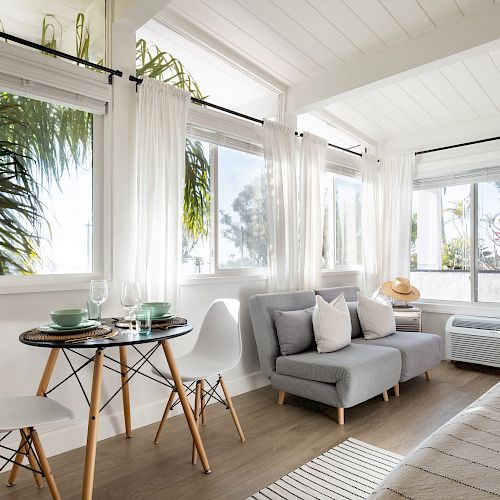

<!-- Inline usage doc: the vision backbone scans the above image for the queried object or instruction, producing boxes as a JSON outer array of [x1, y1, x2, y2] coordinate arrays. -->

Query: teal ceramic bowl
[[50, 308, 87, 328], [141, 302, 172, 319]]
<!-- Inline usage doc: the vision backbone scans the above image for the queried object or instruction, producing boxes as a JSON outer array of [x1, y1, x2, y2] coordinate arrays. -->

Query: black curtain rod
[[129, 75, 363, 158], [415, 135, 500, 155], [0, 31, 123, 83]]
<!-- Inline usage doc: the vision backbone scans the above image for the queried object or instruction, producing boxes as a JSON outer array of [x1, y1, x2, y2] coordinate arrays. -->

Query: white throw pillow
[[312, 293, 352, 353], [357, 293, 396, 340]]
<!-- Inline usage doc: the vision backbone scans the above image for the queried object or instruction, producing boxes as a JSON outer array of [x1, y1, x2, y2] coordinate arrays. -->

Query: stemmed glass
[[89, 280, 108, 321], [120, 282, 141, 334]]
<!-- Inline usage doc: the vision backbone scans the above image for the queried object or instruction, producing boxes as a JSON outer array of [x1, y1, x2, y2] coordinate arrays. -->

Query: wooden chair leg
[[154, 388, 177, 444], [382, 390, 389, 402], [337, 407, 345, 425], [200, 379, 207, 426], [8, 348, 60, 486], [219, 376, 245, 442], [192, 381, 202, 465], [277, 390, 286, 405], [394, 383, 400, 397], [425, 371, 432, 380], [30, 427, 61, 500], [23, 429, 43, 488]]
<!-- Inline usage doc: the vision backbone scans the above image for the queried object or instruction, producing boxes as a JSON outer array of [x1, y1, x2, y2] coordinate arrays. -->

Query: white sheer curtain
[[362, 152, 415, 294], [134, 77, 190, 303], [298, 132, 327, 289], [263, 119, 299, 292]]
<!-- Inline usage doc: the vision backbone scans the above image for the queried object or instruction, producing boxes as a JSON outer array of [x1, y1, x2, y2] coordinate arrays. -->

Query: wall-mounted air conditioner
[[445, 315, 500, 368]]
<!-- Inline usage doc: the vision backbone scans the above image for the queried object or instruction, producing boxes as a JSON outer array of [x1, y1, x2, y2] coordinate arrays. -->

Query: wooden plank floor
[[1, 361, 498, 500]]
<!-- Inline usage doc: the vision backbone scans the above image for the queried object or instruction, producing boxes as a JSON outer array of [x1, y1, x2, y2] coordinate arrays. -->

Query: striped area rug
[[249, 438, 402, 500]]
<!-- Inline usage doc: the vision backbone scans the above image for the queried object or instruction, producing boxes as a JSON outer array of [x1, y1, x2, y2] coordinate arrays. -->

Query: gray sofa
[[249, 286, 442, 425]]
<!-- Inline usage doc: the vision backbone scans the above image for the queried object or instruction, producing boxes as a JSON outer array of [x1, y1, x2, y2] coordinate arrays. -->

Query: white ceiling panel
[[464, 54, 500, 108], [440, 61, 498, 117], [416, 0, 463, 26], [378, 0, 436, 37], [165, 0, 495, 87], [271, 0, 363, 64]]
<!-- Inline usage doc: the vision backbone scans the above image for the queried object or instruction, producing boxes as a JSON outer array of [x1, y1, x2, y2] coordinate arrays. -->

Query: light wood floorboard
[[1, 361, 498, 500]]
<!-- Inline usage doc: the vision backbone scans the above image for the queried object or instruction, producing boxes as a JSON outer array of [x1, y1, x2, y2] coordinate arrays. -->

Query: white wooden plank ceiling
[[164, 0, 499, 143], [166, 0, 495, 87]]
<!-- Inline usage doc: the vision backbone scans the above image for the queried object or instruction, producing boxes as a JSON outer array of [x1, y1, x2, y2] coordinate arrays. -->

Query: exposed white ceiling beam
[[114, 0, 173, 30], [155, 8, 287, 94], [287, 2, 500, 113]]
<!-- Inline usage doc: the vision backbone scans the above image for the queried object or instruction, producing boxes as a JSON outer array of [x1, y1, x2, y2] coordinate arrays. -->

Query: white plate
[[40, 320, 100, 333], [152, 313, 174, 320]]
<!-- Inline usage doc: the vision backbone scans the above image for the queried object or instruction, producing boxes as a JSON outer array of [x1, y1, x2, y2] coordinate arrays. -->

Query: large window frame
[[0, 42, 110, 294], [411, 176, 500, 306], [182, 132, 268, 279], [321, 166, 363, 275]]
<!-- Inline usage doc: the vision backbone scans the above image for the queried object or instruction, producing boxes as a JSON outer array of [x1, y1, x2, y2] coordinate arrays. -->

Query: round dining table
[[13, 319, 211, 500]]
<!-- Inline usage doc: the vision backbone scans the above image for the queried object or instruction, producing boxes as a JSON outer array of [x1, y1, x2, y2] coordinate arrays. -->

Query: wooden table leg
[[7, 348, 60, 487], [161, 341, 211, 473], [118, 346, 132, 438], [82, 348, 104, 500]]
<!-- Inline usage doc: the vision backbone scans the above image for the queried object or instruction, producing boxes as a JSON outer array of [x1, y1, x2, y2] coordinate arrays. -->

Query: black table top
[[19, 318, 193, 349]]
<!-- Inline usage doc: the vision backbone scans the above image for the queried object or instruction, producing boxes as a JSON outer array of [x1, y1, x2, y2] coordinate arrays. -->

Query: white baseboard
[[1, 371, 270, 470]]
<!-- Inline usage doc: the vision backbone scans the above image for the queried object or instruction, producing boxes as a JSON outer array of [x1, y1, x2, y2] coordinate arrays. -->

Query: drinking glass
[[135, 307, 152, 335], [89, 280, 108, 321], [120, 282, 141, 334]]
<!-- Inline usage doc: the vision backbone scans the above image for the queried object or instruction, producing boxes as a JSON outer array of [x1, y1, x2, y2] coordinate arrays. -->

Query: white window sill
[[416, 299, 500, 317], [0, 274, 111, 295], [180, 274, 268, 286], [321, 268, 363, 276]]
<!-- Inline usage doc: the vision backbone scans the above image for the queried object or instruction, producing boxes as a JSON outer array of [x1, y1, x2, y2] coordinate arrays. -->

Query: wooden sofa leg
[[337, 407, 345, 425], [277, 390, 285, 405], [394, 384, 400, 397], [382, 390, 389, 402], [425, 371, 432, 380]]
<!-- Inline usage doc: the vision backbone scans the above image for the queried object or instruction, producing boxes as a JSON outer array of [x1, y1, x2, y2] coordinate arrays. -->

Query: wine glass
[[89, 280, 108, 321], [120, 282, 141, 334]]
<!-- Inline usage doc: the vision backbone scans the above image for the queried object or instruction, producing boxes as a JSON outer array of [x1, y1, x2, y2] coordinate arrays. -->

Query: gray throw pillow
[[274, 307, 315, 356], [347, 302, 362, 338]]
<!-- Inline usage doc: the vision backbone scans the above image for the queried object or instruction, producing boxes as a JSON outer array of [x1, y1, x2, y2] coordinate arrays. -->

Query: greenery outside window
[[0, 91, 95, 277], [182, 137, 268, 276]]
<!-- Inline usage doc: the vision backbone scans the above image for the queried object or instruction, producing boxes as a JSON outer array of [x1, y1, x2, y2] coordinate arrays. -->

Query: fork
[[65, 331, 118, 344]]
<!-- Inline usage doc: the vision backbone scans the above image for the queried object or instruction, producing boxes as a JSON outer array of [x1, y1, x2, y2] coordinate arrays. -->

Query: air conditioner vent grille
[[448, 331, 500, 368], [451, 318, 500, 331]]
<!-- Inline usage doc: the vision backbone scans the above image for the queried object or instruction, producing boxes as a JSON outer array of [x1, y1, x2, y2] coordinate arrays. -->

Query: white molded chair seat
[[153, 299, 245, 457], [154, 352, 237, 382], [0, 396, 73, 432]]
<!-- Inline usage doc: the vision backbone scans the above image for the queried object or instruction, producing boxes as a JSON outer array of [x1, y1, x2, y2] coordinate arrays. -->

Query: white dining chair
[[152, 298, 245, 463], [1, 396, 73, 500]]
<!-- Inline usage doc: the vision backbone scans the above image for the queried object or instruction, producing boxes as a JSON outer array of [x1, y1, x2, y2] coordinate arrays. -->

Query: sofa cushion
[[275, 343, 400, 385], [313, 294, 351, 353], [357, 293, 396, 339], [274, 307, 314, 356], [352, 331, 443, 382], [347, 302, 362, 338]]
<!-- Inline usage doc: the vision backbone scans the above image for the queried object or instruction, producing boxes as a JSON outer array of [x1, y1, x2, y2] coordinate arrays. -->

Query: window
[[182, 138, 267, 276], [0, 0, 106, 64], [411, 177, 500, 303], [0, 91, 94, 277], [323, 172, 362, 270], [478, 181, 500, 302], [411, 185, 471, 301]]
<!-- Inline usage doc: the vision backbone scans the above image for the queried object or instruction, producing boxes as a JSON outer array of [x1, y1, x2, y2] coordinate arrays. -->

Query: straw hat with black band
[[381, 276, 420, 302]]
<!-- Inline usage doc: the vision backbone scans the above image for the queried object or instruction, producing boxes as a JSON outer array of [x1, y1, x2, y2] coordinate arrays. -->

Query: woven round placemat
[[23, 325, 113, 342], [115, 316, 187, 330]]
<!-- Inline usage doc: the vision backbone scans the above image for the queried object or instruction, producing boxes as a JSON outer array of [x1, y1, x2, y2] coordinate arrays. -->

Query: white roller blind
[[413, 166, 500, 189], [0, 40, 110, 114]]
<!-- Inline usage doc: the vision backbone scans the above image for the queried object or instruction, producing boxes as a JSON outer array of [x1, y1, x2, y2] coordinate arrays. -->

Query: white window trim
[[0, 43, 111, 293], [321, 169, 363, 274], [183, 120, 268, 278]]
